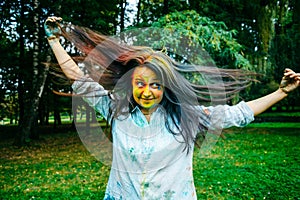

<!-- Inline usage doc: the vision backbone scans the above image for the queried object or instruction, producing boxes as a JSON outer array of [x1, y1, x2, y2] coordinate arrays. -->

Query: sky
[[126, 0, 138, 26]]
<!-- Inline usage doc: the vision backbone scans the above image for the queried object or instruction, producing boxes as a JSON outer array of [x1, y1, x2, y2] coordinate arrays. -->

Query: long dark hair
[[51, 23, 256, 152]]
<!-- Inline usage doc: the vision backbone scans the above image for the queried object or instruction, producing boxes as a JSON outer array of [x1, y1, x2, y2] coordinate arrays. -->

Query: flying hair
[[48, 23, 257, 152]]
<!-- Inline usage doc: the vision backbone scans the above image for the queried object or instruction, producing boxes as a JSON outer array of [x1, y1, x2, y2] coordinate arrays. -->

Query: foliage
[[1, 0, 299, 135], [44, 0, 119, 35], [0, 0, 120, 127], [0, 37, 19, 121], [134, 10, 251, 70], [190, 0, 273, 53], [266, 2, 300, 107], [1, 125, 299, 199], [128, 9, 253, 99], [136, 0, 189, 26]]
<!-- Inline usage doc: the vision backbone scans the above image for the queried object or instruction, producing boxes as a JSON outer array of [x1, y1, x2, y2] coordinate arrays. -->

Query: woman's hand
[[44, 16, 62, 39], [279, 68, 300, 94]]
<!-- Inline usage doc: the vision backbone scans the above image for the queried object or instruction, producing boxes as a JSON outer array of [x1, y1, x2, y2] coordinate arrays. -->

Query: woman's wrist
[[47, 35, 57, 40], [47, 37, 60, 43], [280, 87, 289, 94], [278, 88, 289, 96]]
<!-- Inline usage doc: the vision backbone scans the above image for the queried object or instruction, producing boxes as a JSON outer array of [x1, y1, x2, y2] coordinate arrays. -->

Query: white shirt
[[72, 79, 254, 200]]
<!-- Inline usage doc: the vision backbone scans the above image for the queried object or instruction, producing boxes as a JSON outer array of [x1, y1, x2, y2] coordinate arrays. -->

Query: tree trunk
[[136, 0, 142, 25], [120, 0, 127, 32], [14, 0, 26, 146], [17, 0, 25, 127], [54, 111, 62, 127], [293, 0, 300, 67], [53, 90, 62, 129], [14, 0, 49, 146], [163, 0, 169, 14]]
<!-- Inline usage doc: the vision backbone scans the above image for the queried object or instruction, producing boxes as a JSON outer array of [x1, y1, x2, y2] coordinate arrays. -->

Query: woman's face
[[132, 66, 164, 113]]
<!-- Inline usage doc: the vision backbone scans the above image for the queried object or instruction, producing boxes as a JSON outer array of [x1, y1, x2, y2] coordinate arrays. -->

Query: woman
[[44, 16, 299, 199]]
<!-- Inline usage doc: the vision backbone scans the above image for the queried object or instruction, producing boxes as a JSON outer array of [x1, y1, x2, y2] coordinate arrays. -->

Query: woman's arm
[[246, 89, 287, 116], [44, 16, 84, 80], [246, 68, 300, 116]]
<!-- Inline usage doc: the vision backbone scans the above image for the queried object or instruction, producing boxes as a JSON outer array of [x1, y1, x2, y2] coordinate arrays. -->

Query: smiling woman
[[44, 16, 300, 200], [131, 66, 164, 117]]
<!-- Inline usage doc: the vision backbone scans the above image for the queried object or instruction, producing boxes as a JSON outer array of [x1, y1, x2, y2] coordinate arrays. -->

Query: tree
[[134, 10, 251, 70], [52, 0, 119, 35], [0, 36, 19, 124], [119, 0, 127, 32], [136, 0, 142, 25], [134, 0, 189, 27], [268, 0, 300, 110], [15, 0, 50, 145], [184, 0, 300, 105], [11, 0, 122, 146]]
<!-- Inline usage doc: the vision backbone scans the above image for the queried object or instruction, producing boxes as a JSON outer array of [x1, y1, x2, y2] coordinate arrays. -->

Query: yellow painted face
[[132, 66, 164, 113]]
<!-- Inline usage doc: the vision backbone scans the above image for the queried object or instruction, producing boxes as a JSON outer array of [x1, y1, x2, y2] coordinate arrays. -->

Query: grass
[[247, 122, 300, 128], [258, 111, 300, 117], [0, 131, 109, 199], [0, 124, 299, 199], [194, 126, 300, 200]]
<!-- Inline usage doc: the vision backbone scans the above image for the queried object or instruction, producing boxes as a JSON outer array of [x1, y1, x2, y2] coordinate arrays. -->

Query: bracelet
[[280, 87, 289, 94], [59, 58, 72, 66], [47, 35, 57, 40]]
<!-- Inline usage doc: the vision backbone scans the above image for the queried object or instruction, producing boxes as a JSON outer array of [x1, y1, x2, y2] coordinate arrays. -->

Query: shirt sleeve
[[201, 101, 255, 130], [72, 77, 112, 120]]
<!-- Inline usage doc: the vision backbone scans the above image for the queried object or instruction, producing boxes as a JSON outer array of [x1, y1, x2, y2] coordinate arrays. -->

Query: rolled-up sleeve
[[72, 78, 112, 120], [201, 101, 254, 130]]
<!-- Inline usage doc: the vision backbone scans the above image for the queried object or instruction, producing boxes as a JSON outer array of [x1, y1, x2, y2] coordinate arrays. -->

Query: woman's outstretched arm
[[246, 68, 300, 116], [44, 16, 84, 80]]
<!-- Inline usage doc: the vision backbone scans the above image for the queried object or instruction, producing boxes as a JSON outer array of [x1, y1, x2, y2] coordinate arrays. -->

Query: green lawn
[[0, 124, 299, 199], [194, 126, 300, 200]]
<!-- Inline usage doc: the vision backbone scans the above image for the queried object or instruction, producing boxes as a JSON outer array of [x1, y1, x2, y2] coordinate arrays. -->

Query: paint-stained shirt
[[72, 78, 254, 200]]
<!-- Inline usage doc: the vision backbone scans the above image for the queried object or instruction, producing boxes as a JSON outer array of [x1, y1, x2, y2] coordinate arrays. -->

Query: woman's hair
[[51, 23, 256, 152]]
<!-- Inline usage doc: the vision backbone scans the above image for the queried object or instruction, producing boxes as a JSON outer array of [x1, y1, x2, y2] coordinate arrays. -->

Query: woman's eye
[[151, 83, 161, 89], [136, 82, 144, 87]]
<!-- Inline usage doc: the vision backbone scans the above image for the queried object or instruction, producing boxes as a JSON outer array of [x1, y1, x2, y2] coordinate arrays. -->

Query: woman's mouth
[[140, 98, 154, 100]]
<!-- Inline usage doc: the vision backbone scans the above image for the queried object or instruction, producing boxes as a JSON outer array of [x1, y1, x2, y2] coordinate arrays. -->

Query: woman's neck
[[140, 105, 158, 115]]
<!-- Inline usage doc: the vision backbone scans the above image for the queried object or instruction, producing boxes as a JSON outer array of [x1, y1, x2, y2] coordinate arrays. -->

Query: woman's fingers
[[46, 16, 62, 23], [286, 73, 300, 79], [283, 68, 300, 79], [44, 16, 63, 38]]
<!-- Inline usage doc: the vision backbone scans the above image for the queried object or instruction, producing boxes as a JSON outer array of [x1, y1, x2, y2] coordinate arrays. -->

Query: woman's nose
[[143, 86, 152, 98]]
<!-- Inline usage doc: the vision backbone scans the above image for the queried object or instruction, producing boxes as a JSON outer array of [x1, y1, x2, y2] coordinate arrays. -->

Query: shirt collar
[[131, 104, 164, 115], [131, 105, 165, 127]]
